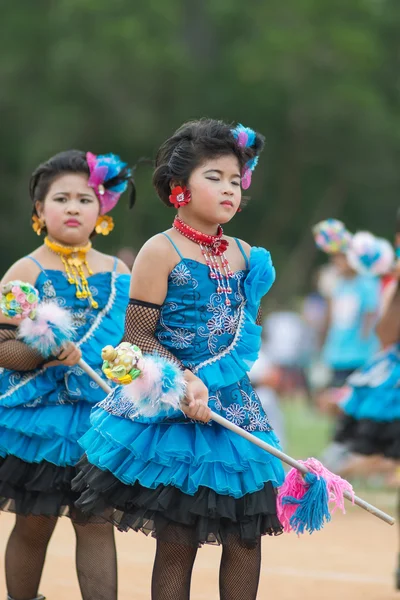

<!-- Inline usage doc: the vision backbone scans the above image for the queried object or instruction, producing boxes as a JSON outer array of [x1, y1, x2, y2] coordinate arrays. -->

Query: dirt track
[[0, 492, 398, 599]]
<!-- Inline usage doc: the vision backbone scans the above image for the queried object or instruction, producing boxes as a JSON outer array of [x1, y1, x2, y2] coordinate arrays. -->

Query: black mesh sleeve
[[256, 306, 262, 326], [0, 325, 45, 371], [123, 299, 185, 369]]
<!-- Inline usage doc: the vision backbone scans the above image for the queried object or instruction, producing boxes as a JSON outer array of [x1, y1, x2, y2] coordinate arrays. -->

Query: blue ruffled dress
[[334, 344, 400, 458], [74, 239, 285, 547], [0, 257, 129, 516]]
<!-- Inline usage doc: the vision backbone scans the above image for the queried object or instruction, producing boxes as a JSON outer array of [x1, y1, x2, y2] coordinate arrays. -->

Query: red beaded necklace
[[173, 216, 234, 305]]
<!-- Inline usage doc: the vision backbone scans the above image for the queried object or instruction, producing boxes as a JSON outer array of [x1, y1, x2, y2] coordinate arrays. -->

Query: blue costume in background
[[335, 343, 400, 458]]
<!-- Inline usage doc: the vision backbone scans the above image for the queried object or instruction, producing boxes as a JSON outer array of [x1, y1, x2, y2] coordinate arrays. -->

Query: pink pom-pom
[[277, 458, 354, 534]]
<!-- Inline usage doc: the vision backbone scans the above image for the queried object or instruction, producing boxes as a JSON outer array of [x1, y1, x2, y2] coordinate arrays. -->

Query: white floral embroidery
[[198, 285, 244, 356], [225, 315, 239, 335], [206, 316, 226, 337], [170, 328, 196, 349], [247, 411, 272, 432], [225, 403, 246, 425], [193, 306, 246, 374], [210, 387, 272, 433], [170, 263, 191, 286]]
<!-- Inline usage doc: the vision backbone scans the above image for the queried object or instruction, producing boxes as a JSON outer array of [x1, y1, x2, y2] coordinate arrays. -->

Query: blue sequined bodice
[[37, 270, 117, 336], [0, 267, 130, 408], [150, 246, 277, 433], [99, 245, 278, 434], [156, 259, 247, 370]]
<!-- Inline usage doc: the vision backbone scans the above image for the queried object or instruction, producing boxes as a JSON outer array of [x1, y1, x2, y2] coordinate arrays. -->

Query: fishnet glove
[[0, 325, 45, 371], [123, 300, 184, 369]]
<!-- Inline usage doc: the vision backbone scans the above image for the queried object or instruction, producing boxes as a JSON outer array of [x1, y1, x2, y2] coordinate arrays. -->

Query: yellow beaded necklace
[[44, 237, 99, 309]]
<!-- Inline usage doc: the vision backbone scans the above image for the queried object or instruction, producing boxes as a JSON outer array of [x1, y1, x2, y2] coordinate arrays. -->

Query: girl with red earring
[[75, 119, 284, 600]]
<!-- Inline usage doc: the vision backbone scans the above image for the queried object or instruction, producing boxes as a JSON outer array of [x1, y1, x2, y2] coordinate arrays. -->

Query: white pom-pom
[[18, 301, 75, 357], [122, 355, 185, 417], [347, 232, 394, 276]]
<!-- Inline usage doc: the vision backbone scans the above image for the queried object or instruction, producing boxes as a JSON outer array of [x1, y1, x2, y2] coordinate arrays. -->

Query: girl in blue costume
[[74, 119, 285, 600], [334, 221, 400, 461], [332, 213, 400, 588], [0, 150, 132, 600]]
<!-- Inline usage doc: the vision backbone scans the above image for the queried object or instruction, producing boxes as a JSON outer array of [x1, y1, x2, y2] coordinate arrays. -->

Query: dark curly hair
[[30, 150, 135, 235], [153, 119, 265, 207]]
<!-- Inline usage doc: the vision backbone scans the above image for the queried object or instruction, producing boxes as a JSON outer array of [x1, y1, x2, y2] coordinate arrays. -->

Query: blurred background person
[[249, 344, 286, 448], [318, 252, 380, 408], [262, 307, 313, 402]]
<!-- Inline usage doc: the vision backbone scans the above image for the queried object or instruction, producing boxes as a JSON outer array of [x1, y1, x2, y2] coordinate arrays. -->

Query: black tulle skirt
[[334, 415, 400, 459], [73, 456, 283, 548], [0, 455, 91, 520]]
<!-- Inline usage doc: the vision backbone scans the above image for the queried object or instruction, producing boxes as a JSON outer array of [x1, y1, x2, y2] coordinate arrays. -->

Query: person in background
[[321, 252, 380, 388], [249, 348, 285, 448]]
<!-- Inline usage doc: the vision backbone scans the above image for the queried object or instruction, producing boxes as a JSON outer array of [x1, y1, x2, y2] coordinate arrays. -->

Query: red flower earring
[[169, 186, 191, 209]]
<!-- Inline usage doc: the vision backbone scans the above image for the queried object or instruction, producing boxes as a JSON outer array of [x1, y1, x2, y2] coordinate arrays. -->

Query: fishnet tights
[[219, 535, 262, 600], [152, 541, 198, 599], [151, 526, 261, 600], [123, 300, 183, 368], [5, 515, 117, 600], [6, 515, 57, 600], [0, 326, 44, 371], [73, 520, 117, 600]]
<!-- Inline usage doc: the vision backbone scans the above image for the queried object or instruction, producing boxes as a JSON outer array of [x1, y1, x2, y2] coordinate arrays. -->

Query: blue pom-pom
[[281, 473, 331, 535]]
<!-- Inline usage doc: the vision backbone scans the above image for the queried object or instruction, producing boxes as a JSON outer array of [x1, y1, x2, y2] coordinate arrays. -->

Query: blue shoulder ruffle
[[194, 247, 275, 391], [244, 247, 275, 318]]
